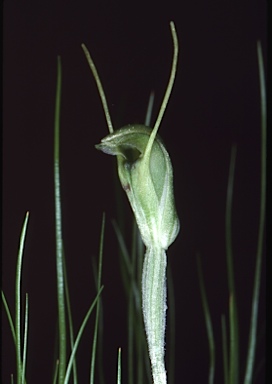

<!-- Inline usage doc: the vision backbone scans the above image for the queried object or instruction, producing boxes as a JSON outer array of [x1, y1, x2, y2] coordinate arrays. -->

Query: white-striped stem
[[142, 246, 167, 384]]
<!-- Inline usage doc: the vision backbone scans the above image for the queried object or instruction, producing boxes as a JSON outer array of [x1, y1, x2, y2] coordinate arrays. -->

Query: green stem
[[62, 246, 77, 383], [117, 348, 122, 384], [225, 145, 239, 384], [64, 287, 104, 384], [54, 56, 66, 383], [90, 214, 105, 384], [243, 40, 266, 384], [167, 264, 176, 384], [15, 212, 29, 384], [142, 246, 167, 384], [221, 315, 229, 384], [21, 294, 28, 384], [2, 290, 16, 345]]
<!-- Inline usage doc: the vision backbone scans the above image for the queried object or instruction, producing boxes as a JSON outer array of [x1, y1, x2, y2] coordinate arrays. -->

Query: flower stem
[[142, 246, 167, 384]]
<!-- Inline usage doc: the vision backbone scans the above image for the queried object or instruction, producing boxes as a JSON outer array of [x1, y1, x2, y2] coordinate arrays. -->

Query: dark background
[[3, 1, 266, 382]]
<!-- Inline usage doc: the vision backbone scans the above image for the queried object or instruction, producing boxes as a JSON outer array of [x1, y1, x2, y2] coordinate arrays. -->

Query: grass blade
[[243, 40, 266, 384], [15, 211, 29, 384], [225, 144, 239, 384], [228, 293, 239, 383], [62, 246, 77, 383], [112, 220, 133, 278], [91, 258, 105, 384], [53, 361, 59, 384], [2, 290, 16, 345], [54, 55, 66, 383], [90, 214, 105, 384], [117, 348, 122, 384], [64, 287, 104, 384], [221, 315, 228, 384], [21, 294, 29, 384]]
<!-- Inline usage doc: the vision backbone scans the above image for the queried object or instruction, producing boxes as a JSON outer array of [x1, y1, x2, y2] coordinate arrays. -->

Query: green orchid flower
[[95, 124, 179, 250], [82, 21, 180, 384]]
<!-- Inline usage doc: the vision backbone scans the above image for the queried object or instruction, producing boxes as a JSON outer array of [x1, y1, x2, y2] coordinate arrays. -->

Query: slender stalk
[[136, 230, 150, 383], [15, 212, 29, 384], [53, 361, 59, 384], [117, 348, 122, 384], [21, 294, 28, 384], [225, 144, 239, 384], [64, 287, 104, 384], [2, 291, 16, 345], [127, 263, 134, 384], [54, 56, 66, 383], [221, 315, 229, 384], [142, 246, 167, 384], [62, 247, 77, 383], [90, 214, 105, 384], [243, 41, 266, 384], [167, 264, 176, 384], [228, 293, 238, 383]]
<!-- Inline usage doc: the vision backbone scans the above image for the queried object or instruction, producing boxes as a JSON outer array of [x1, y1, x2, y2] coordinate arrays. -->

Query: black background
[[3, 1, 266, 382]]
